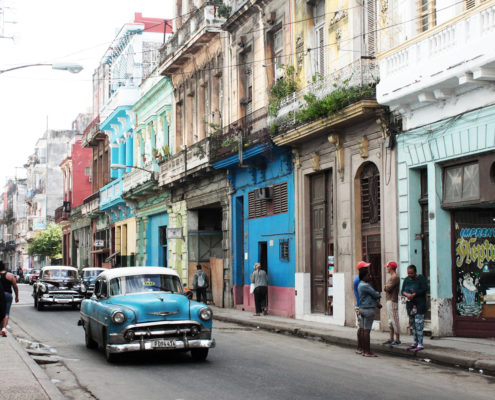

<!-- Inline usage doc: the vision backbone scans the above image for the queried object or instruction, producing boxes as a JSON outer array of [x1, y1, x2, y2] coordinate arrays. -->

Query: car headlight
[[199, 307, 212, 321], [112, 310, 126, 324]]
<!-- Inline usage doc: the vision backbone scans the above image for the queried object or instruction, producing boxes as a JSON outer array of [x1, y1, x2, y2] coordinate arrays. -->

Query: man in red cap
[[383, 261, 400, 345], [353, 261, 370, 354]]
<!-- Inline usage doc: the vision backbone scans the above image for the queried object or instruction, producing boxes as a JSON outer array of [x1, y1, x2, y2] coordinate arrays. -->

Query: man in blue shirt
[[354, 261, 370, 354]]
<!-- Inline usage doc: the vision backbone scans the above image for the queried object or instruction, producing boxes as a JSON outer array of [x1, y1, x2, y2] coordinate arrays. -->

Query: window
[[313, 1, 325, 76], [248, 182, 288, 219], [273, 28, 284, 80], [418, 0, 436, 33], [443, 162, 480, 204], [365, 0, 377, 57], [279, 239, 289, 261]]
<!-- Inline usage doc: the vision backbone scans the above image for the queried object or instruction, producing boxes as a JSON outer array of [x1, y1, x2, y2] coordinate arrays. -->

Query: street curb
[[7, 334, 66, 400], [213, 314, 495, 376]]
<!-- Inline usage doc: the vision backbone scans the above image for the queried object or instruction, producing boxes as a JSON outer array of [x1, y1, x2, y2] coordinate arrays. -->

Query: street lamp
[[110, 164, 154, 173], [0, 62, 83, 74]]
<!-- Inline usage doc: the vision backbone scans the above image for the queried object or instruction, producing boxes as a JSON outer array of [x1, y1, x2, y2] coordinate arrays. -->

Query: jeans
[[409, 313, 425, 346]]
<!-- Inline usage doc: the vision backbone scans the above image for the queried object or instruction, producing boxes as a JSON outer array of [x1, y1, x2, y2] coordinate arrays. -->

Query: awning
[[90, 248, 110, 254], [105, 251, 120, 263]]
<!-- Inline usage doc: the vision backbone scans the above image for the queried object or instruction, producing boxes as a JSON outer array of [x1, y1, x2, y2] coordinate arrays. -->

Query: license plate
[[152, 339, 176, 349], [57, 298, 71, 303]]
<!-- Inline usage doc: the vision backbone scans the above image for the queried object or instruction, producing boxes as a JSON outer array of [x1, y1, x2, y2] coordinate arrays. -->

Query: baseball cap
[[356, 261, 371, 269], [385, 261, 398, 269]]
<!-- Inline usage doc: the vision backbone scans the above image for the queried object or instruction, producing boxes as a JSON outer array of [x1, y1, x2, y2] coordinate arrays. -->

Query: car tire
[[85, 327, 97, 349], [103, 331, 116, 363], [191, 348, 209, 361]]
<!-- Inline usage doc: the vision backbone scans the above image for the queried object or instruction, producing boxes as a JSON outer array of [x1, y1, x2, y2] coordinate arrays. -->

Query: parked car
[[78, 267, 215, 363], [29, 269, 40, 285], [80, 267, 106, 298], [32, 266, 85, 310]]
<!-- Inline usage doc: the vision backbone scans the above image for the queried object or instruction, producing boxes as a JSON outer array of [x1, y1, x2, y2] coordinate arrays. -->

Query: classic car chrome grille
[[123, 321, 202, 341], [49, 290, 80, 295]]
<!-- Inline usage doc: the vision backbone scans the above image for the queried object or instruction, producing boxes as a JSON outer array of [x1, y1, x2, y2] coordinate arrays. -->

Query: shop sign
[[166, 227, 182, 239], [455, 223, 495, 317], [94, 239, 105, 248]]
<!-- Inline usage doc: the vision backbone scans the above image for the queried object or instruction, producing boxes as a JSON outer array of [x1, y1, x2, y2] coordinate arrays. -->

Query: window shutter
[[317, 25, 325, 76], [273, 182, 288, 214], [366, 0, 377, 57]]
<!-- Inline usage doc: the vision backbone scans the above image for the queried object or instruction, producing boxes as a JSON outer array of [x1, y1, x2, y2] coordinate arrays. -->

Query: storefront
[[397, 105, 495, 337]]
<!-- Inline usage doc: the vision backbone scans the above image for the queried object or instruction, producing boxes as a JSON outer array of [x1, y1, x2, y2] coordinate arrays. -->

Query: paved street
[[4, 284, 494, 400]]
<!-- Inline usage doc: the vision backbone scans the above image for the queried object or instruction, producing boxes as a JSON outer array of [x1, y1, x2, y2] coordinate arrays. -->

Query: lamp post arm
[[0, 63, 52, 74]]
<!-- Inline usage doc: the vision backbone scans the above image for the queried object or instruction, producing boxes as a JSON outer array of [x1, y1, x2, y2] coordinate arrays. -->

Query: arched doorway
[[358, 162, 382, 292]]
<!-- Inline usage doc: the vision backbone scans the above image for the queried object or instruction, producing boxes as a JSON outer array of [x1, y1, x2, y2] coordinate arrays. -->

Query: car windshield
[[83, 269, 104, 278], [109, 274, 184, 296], [43, 269, 78, 280]]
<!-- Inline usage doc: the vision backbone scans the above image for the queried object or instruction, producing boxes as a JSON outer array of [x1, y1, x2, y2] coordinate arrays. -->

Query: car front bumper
[[107, 338, 216, 354], [40, 295, 84, 304]]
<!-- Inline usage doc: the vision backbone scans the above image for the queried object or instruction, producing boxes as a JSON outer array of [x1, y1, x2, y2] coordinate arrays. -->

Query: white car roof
[[41, 266, 78, 271], [99, 267, 180, 280], [82, 267, 106, 271]]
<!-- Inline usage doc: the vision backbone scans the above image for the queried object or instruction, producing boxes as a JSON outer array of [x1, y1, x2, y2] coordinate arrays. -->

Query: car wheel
[[85, 327, 97, 349], [102, 331, 116, 363], [36, 296, 44, 311], [191, 348, 209, 361]]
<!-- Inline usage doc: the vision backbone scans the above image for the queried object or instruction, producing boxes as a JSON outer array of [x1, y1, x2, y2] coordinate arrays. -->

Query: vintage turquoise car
[[80, 267, 106, 298], [78, 267, 215, 362]]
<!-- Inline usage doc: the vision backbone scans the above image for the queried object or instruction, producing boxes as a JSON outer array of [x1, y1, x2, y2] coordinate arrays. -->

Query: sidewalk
[[0, 332, 65, 400], [211, 306, 495, 375]]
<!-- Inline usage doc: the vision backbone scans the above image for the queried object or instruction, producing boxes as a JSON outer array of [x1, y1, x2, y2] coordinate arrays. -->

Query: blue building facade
[[214, 145, 295, 317]]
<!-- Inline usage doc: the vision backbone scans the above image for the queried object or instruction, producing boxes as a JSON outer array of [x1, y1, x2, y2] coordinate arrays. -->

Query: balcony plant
[[268, 65, 298, 117], [217, 3, 231, 19]]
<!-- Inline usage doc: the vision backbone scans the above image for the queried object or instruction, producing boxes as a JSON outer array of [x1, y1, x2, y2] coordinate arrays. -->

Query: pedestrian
[[383, 261, 401, 345], [192, 264, 209, 304], [401, 264, 427, 352], [354, 260, 371, 354], [0, 280, 5, 334], [250, 262, 268, 316], [0, 261, 19, 337], [358, 267, 381, 357]]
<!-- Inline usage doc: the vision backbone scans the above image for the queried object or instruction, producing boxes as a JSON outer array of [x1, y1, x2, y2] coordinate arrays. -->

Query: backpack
[[197, 271, 206, 288]]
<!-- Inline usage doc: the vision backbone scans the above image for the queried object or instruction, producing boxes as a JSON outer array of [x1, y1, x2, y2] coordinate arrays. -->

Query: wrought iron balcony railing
[[270, 59, 378, 134], [159, 2, 226, 73], [209, 107, 271, 163], [158, 138, 210, 187]]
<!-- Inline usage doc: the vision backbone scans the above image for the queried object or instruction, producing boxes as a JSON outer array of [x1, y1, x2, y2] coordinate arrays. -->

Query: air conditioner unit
[[255, 187, 272, 200]]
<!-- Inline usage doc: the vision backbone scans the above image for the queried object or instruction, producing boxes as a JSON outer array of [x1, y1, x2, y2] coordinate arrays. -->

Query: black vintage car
[[33, 266, 85, 310], [80, 267, 106, 298]]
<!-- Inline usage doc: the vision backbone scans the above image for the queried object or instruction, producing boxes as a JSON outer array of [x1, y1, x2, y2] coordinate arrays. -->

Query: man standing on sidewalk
[[383, 261, 401, 345], [354, 261, 370, 354], [193, 265, 209, 304]]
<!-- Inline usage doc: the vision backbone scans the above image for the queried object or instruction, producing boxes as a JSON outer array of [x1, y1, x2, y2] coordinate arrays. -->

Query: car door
[[93, 278, 110, 344]]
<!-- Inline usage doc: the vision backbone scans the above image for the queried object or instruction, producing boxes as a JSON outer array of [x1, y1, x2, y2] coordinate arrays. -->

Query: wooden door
[[310, 172, 328, 313]]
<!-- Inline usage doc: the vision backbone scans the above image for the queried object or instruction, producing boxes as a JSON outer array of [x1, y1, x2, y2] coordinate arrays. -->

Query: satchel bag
[[250, 283, 255, 294]]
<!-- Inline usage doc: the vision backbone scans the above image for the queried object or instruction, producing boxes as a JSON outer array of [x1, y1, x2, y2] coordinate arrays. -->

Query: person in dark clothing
[[192, 264, 209, 304], [0, 261, 19, 337], [401, 264, 427, 352], [358, 267, 381, 357], [354, 261, 370, 354], [0, 280, 5, 330], [250, 262, 268, 316]]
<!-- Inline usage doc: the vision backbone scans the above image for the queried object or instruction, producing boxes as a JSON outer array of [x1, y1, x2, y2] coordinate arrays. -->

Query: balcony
[[159, 2, 226, 75], [82, 192, 101, 217], [377, 3, 495, 113], [100, 179, 124, 209], [210, 107, 271, 165], [122, 166, 157, 200], [100, 87, 139, 125], [270, 59, 379, 137], [54, 205, 70, 224], [82, 116, 105, 147], [158, 138, 210, 187]]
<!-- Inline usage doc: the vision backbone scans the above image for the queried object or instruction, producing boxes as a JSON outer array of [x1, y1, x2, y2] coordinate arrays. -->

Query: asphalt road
[[9, 284, 495, 400]]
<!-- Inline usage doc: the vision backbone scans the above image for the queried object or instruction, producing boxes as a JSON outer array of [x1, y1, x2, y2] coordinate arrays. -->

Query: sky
[[0, 0, 174, 185]]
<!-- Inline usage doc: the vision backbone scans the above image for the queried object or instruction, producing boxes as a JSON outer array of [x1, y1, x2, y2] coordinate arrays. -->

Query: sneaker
[[392, 340, 401, 346], [382, 339, 394, 345], [414, 345, 424, 352], [407, 344, 417, 350]]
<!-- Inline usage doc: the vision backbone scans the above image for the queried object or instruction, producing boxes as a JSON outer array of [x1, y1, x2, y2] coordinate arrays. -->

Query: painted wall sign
[[455, 222, 495, 317], [166, 227, 182, 239], [94, 239, 104, 248]]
